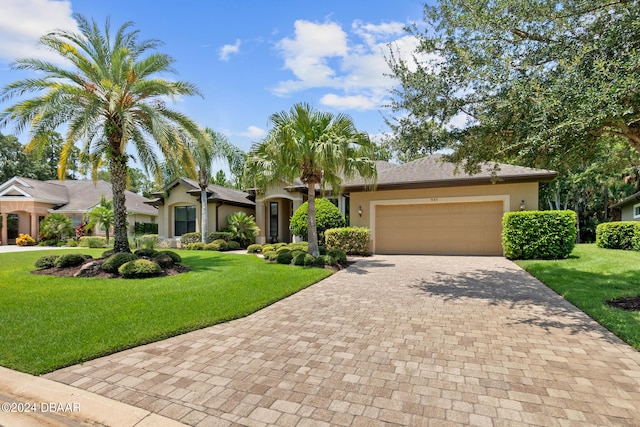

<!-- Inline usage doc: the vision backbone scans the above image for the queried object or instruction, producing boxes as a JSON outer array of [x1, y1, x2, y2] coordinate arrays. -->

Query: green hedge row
[[324, 227, 370, 255], [502, 210, 577, 260], [596, 222, 640, 250]]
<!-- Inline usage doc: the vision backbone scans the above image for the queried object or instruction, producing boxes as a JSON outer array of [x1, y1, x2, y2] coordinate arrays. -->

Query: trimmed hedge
[[118, 259, 161, 279], [54, 253, 86, 268], [155, 250, 181, 263], [290, 199, 346, 244], [247, 244, 262, 253], [79, 236, 107, 248], [596, 222, 640, 250], [180, 232, 201, 245], [102, 253, 137, 273], [207, 231, 234, 242], [325, 227, 370, 255], [134, 248, 159, 258], [502, 210, 577, 260], [34, 255, 60, 270]]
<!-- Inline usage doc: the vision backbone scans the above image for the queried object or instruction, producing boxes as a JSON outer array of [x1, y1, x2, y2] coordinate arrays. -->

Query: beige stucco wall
[[216, 204, 256, 231], [620, 204, 639, 221], [349, 182, 539, 229]]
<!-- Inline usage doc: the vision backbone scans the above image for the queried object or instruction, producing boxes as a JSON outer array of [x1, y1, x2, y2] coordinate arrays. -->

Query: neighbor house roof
[[343, 154, 557, 191], [0, 176, 158, 216], [611, 191, 640, 209], [148, 178, 255, 207]]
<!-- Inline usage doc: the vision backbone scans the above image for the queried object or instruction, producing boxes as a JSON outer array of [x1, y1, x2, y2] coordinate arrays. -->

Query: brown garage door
[[375, 201, 503, 255]]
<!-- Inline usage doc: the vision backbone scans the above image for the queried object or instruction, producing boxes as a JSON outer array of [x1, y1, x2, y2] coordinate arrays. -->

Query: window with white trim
[[634, 203, 640, 219]]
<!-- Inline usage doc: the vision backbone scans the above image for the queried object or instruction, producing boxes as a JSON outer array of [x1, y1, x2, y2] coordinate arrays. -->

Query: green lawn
[[0, 249, 332, 375], [516, 244, 640, 350]]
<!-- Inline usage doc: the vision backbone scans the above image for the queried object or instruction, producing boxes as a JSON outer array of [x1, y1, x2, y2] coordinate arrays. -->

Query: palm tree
[[85, 196, 115, 244], [244, 102, 377, 256], [0, 15, 204, 253]]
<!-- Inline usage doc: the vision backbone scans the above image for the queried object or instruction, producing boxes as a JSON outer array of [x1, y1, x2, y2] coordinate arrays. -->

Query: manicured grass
[[516, 244, 640, 350], [0, 249, 332, 375]]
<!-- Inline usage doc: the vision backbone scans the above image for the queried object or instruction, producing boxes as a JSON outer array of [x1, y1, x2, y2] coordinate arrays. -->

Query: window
[[634, 204, 640, 219], [269, 202, 278, 239], [175, 206, 196, 236], [7, 214, 18, 240]]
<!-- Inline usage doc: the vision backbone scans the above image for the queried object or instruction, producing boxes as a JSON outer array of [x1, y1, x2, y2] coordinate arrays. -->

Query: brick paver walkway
[[46, 256, 640, 426]]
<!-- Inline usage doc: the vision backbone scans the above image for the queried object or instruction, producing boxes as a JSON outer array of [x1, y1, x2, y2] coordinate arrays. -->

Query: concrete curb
[[0, 367, 185, 426]]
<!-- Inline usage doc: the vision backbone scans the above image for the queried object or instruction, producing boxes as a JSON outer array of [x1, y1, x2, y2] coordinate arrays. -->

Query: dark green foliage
[[303, 253, 316, 266], [180, 232, 201, 245], [79, 236, 107, 248], [54, 253, 86, 268], [247, 244, 262, 253], [227, 241, 241, 250], [102, 253, 137, 273], [155, 251, 181, 263], [34, 255, 60, 270], [321, 255, 338, 266], [224, 212, 260, 246], [134, 222, 158, 235], [134, 248, 158, 258], [154, 253, 174, 268], [275, 247, 291, 254], [596, 222, 640, 250], [290, 199, 346, 244], [276, 251, 294, 264], [325, 227, 370, 255], [40, 213, 74, 243], [327, 249, 347, 264], [293, 251, 307, 266], [118, 259, 161, 279], [206, 231, 234, 242], [185, 242, 205, 250], [101, 250, 114, 258], [502, 211, 577, 260], [204, 242, 223, 251]]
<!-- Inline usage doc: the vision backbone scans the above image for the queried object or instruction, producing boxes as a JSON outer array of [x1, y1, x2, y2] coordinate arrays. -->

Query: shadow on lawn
[[409, 264, 633, 344], [179, 252, 245, 272]]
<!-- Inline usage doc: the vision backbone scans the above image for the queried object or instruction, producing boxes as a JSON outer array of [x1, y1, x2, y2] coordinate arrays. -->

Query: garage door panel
[[375, 202, 503, 256]]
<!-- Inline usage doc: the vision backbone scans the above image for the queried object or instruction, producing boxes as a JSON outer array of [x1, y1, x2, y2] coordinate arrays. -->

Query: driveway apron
[[46, 256, 640, 426]]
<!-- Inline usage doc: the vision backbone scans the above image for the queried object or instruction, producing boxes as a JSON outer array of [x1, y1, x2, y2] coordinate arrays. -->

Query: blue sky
[[0, 0, 426, 160]]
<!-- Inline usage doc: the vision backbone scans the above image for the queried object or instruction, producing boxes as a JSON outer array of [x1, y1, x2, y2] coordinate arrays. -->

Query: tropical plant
[[40, 213, 73, 243], [0, 15, 206, 253], [244, 102, 376, 256], [225, 211, 259, 247], [85, 196, 114, 245]]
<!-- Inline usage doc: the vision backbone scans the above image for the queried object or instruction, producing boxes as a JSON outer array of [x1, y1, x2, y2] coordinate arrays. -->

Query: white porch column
[[0, 210, 6, 246], [255, 200, 266, 245]]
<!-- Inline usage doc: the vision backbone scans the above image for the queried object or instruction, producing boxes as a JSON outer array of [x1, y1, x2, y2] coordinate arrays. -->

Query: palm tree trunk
[[110, 154, 131, 253], [201, 188, 208, 243], [307, 181, 320, 257]]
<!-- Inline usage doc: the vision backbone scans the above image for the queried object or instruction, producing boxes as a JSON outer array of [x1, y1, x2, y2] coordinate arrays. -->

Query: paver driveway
[[46, 256, 640, 426]]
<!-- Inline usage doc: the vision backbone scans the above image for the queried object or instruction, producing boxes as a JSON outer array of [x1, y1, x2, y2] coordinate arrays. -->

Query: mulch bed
[[607, 296, 640, 311], [32, 257, 190, 279]]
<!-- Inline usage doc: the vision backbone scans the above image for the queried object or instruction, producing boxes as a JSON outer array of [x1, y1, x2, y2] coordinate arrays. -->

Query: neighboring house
[[611, 191, 640, 221], [0, 177, 157, 245], [147, 178, 255, 244], [252, 155, 556, 256]]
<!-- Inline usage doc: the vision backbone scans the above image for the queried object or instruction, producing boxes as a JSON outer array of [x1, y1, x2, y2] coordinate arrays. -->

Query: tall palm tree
[[0, 15, 204, 253], [244, 102, 377, 256], [85, 196, 114, 244]]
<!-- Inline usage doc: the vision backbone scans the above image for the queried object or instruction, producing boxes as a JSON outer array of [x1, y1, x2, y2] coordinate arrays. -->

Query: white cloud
[[320, 93, 377, 111], [272, 18, 421, 112], [0, 0, 78, 64], [238, 125, 266, 138], [219, 39, 241, 61]]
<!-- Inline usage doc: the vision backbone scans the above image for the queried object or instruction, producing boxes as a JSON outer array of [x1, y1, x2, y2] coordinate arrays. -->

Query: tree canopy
[[386, 0, 640, 173], [0, 131, 72, 182]]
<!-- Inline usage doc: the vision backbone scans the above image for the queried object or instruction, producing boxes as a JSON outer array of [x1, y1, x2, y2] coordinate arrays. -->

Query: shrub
[[155, 250, 181, 263], [320, 255, 338, 266], [154, 253, 174, 268], [273, 242, 288, 249], [180, 232, 201, 245], [319, 246, 328, 255], [102, 253, 137, 273], [204, 242, 223, 251], [290, 199, 346, 244], [40, 213, 74, 243], [212, 239, 229, 250], [502, 210, 577, 260], [54, 253, 86, 268], [65, 239, 78, 247], [596, 222, 640, 250], [34, 255, 60, 270], [227, 241, 241, 250], [247, 244, 263, 253], [16, 233, 36, 246], [313, 255, 326, 266], [134, 222, 158, 235], [118, 259, 161, 278], [261, 244, 275, 253], [275, 246, 291, 254], [138, 234, 158, 249], [101, 249, 114, 258], [327, 249, 347, 264], [302, 253, 316, 266], [206, 231, 234, 243], [185, 242, 205, 250], [79, 236, 107, 248], [225, 212, 260, 246], [287, 242, 308, 252], [263, 251, 279, 261], [134, 248, 158, 258], [276, 251, 294, 264], [325, 227, 370, 255]]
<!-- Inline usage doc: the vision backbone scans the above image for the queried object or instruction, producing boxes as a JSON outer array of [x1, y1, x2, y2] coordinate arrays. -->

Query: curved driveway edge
[[46, 255, 640, 426]]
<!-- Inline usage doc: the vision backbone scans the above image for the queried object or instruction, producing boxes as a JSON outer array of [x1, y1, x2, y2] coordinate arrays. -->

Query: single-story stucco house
[[0, 176, 157, 245], [611, 191, 640, 221], [146, 177, 255, 245], [252, 155, 557, 256]]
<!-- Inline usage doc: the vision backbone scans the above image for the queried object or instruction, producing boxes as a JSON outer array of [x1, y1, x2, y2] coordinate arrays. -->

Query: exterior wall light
[[358, 206, 363, 217], [520, 200, 526, 211]]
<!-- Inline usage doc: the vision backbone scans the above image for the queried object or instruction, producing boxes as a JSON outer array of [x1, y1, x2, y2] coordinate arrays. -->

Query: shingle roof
[[611, 191, 640, 209], [152, 178, 255, 207], [0, 177, 158, 216], [344, 154, 557, 190]]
